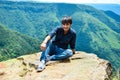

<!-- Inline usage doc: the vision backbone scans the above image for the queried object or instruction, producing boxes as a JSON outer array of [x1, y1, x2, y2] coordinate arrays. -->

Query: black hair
[[62, 16, 72, 25]]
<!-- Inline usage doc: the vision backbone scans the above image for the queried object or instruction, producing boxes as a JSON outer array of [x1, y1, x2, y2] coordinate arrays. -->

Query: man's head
[[62, 16, 72, 32]]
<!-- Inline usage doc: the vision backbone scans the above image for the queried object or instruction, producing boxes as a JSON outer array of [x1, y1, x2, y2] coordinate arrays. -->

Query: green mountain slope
[[72, 12, 120, 68], [0, 1, 60, 40], [0, 1, 120, 69], [76, 4, 120, 33], [0, 24, 40, 61]]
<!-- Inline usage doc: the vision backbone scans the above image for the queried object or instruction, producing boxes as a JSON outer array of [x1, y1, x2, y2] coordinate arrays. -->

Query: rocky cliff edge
[[0, 51, 112, 80]]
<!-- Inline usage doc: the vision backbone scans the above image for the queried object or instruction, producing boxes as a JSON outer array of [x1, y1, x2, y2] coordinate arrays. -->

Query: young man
[[37, 16, 76, 72]]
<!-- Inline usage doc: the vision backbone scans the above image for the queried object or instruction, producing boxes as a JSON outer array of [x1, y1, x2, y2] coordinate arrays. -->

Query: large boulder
[[0, 51, 112, 80]]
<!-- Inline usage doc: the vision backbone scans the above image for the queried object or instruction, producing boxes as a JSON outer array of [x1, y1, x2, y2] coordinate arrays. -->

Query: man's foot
[[37, 60, 46, 72]]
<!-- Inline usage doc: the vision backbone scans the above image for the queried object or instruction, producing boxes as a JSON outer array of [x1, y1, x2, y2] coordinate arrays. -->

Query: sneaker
[[37, 60, 46, 72]]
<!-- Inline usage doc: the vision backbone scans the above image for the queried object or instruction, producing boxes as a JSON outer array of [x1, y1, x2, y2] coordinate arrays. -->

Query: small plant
[[116, 68, 120, 80], [112, 68, 120, 80]]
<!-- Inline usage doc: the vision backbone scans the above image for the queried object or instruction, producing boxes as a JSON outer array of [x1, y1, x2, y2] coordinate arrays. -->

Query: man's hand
[[40, 42, 47, 51], [72, 49, 75, 55], [73, 51, 75, 54], [40, 35, 51, 51]]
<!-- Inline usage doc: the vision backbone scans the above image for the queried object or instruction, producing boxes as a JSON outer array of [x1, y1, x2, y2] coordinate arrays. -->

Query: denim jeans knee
[[65, 49, 73, 57]]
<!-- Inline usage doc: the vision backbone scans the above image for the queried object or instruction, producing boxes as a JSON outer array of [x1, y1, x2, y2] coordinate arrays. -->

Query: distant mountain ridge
[[87, 4, 120, 15], [104, 11, 120, 23], [0, 1, 120, 69]]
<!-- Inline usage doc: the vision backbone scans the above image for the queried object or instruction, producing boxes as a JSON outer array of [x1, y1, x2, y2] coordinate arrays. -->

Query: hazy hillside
[[104, 11, 120, 23], [0, 24, 40, 61], [87, 4, 120, 15], [0, 1, 120, 69]]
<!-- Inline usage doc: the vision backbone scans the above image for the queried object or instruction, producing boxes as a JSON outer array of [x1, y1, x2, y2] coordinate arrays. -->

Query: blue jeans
[[40, 40, 73, 62]]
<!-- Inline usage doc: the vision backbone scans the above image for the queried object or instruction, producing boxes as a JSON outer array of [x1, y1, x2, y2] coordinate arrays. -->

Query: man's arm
[[40, 27, 58, 51], [40, 35, 51, 51], [70, 32, 76, 54]]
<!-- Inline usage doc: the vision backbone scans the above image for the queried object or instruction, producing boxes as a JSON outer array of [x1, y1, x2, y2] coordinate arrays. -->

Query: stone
[[0, 70, 5, 76], [0, 51, 112, 80]]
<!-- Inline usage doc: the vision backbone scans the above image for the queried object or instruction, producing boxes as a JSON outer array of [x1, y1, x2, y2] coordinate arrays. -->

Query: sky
[[7, 0, 120, 4]]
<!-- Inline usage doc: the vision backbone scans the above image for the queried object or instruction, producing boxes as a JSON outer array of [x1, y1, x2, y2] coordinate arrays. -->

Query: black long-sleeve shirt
[[48, 27, 76, 49]]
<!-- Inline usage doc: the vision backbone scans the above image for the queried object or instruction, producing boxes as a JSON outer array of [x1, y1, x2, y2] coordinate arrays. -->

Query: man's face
[[62, 23, 71, 32]]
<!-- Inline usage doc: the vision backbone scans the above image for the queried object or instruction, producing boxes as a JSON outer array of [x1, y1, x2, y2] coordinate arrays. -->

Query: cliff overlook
[[0, 1, 120, 69], [0, 51, 112, 80]]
